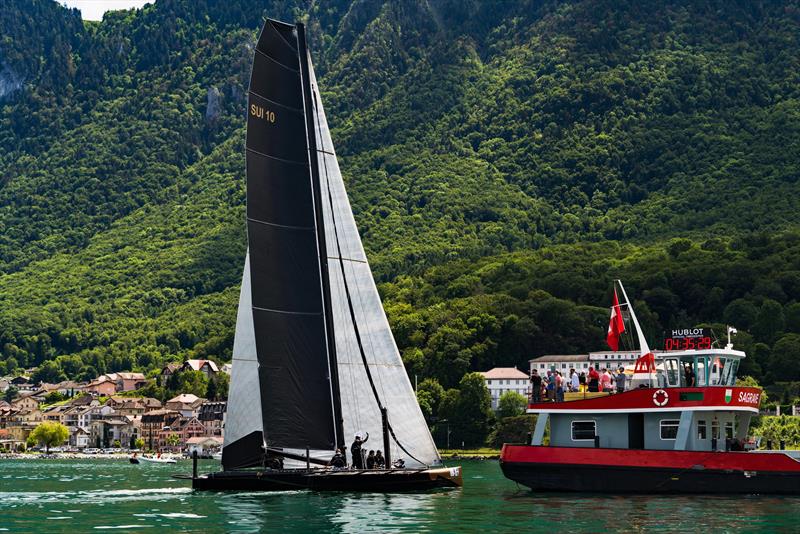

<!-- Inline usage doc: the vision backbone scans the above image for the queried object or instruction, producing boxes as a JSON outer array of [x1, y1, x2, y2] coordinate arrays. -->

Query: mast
[[297, 23, 345, 454]]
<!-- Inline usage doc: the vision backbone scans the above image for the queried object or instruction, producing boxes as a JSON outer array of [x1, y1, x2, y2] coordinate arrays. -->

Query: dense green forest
[[1, 0, 799, 408]]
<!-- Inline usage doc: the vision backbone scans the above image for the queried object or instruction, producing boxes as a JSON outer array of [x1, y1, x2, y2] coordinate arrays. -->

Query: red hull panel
[[501, 445, 800, 473], [501, 445, 800, 494]]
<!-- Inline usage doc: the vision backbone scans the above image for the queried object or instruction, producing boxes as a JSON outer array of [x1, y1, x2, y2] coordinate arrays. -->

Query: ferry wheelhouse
[[500, 281, 800, 494]]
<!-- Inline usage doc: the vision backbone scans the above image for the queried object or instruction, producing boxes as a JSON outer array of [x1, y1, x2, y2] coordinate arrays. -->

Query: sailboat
[[188, 19, 461, 491]]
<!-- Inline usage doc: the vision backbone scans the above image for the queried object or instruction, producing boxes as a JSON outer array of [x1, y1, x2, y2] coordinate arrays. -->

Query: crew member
[[350, 432, 369, 469]]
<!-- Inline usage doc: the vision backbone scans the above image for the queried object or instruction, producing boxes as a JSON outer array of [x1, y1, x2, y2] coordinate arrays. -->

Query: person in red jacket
[[588, 366, 600, 392]]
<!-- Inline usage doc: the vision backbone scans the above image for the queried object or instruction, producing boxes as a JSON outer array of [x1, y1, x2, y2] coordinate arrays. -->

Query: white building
[[480, 367, 530, 410]]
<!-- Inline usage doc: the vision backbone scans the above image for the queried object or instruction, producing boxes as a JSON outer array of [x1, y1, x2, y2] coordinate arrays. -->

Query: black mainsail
[[223, 19, 439, 471]]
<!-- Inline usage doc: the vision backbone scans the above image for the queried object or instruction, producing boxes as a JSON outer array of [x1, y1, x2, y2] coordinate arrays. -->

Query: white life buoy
[[653, 389, 669, 407]]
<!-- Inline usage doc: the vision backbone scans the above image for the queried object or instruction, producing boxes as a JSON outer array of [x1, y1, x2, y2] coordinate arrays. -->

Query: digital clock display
[[664, 328, 712, 351]]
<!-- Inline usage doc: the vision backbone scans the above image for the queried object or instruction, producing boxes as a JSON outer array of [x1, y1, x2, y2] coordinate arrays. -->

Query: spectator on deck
[[374, 450, 385, 468], [366, 450, 376, 469], [530, 370, 542, 403], [615, 367, 626, 393], [588, 366, 600, 392], [600, 368, 613, 392], [556, 371, 565, 402], [579, 371, 587, 392]]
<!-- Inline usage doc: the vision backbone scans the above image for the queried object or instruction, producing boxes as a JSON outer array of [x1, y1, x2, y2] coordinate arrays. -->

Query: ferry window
[[660, 419, 680, 440], [695, 357, 707, 386], [571, 421, 596, 441], [665, 359, 680, 387], [728, 359, 739, 385], [725, 421, 734, 439], [711, 420, 720, 440], [697, 420, 707, 440]]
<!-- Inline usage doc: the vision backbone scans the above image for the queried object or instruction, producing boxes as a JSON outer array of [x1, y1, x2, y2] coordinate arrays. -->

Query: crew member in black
[[328, 448, 346, 469], [684, 364, 696, 387], [374, 450, 385, 469], [366, 450, 376, 469], [350, 432, 369, 469], [530, 370, 542, 403]]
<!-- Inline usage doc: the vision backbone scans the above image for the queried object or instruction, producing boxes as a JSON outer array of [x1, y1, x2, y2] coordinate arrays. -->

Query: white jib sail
[[223, 252, 264, 449], [308, 58, 441, 468]]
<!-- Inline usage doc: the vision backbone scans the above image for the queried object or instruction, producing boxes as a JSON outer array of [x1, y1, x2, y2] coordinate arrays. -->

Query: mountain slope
[[1, 0, 799, 387]]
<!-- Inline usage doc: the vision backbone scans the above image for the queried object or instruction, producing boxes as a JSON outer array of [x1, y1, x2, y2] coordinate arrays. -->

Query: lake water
[[1, 458, 798, 532]]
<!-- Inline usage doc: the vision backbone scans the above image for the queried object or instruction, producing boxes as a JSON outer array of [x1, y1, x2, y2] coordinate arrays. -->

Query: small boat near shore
[[500, 280, 800, 494], [130, 453, 177, 465]]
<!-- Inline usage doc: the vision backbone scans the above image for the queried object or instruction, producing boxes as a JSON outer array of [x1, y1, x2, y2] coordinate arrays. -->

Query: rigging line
[[312, 89, 427, 468]]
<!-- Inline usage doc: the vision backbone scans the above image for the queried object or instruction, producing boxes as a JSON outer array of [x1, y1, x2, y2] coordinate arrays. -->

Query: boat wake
[[0, 487, 192, 505]]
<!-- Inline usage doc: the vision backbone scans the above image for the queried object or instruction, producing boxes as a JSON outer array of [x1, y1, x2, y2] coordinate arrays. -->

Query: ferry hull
[[187, 466, 463, 492], [501, 445, 800, 495]]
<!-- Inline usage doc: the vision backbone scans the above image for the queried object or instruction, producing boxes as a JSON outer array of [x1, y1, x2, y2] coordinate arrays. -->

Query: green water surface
[[1, 458, 798, 532]]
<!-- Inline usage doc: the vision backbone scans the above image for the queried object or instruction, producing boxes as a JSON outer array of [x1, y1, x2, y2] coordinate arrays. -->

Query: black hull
[[501, 461, 800, 495], [188, 467, 462, 492]]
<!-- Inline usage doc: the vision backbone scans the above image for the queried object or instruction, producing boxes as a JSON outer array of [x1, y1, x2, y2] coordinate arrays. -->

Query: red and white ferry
[[500, 281, 800, 494]]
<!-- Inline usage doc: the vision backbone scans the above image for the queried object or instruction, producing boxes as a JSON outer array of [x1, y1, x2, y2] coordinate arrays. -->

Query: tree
[[112, 439, 121, 448], [31, 361, 66, 384], [4, 385, 19, 403], [206, 372, 229, 401], [29, 422, 69, 453], [416, 389, 434, 420], [175, 370, 208, 398], [769, 335, 800, 382], [44, 391, 66, 405], [497, 391, 527, 418], [487, 415, 536, 448], [453, 372, 494, 447], [166, 433, 181, 450], [134, 438, 145, 450]]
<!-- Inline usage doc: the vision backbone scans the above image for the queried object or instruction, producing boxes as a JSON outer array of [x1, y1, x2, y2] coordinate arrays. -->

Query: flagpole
[[616, 280, 653, 387], [615, 280, 650, 355]]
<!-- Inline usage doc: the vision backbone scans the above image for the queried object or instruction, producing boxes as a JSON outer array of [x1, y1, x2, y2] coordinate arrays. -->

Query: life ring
[[653, 389, 669, 407]]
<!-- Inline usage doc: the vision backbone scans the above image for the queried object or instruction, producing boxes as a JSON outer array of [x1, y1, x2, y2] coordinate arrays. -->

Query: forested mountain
[[1, 0, 799, 393]]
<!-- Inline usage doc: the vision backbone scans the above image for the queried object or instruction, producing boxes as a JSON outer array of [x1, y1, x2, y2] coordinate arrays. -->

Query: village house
[[5, 406, 44, 444], [160, 416, 206, 453], [182, 359, 219, 379], [83, 376, 117, 396], [105, 396, 161, 417], [198, 401, 226, 439], [165, 394, 205, 418], [90, 417, 140, 449], [69, 426, 91, 448], [10, 394, 40, 412], [140, 409, 181, 451], [159, 363, 181, 386]]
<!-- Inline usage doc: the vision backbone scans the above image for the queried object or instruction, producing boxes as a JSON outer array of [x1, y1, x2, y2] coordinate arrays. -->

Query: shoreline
[[0, 452, 184, 460]]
